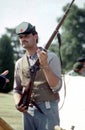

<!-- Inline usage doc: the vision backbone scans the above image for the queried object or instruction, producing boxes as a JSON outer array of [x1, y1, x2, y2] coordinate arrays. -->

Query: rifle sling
[[31, 100, 44, 114]]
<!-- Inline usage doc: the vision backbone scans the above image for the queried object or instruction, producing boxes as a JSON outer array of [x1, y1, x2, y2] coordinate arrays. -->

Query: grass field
[[0, 92, 23, 130]]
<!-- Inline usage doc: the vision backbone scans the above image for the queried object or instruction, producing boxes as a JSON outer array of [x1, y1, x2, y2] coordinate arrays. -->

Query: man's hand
[[15, 104, 27, 113], [37, 49, 48, 67], [13, 93, 27, 113]]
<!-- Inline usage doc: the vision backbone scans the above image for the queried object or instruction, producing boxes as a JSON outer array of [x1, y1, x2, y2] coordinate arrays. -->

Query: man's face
[[18, 33, 37, 49]]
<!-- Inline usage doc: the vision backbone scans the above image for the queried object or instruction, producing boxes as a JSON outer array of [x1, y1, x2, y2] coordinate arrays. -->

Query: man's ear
[[34, 34, 38, 43]]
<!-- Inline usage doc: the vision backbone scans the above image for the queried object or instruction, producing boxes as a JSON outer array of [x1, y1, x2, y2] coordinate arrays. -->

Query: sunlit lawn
[[0, 92, 23, 130]]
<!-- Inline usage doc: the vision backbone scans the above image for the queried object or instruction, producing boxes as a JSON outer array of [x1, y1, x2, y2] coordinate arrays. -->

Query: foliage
[[0, 34, 14, 93], [6, 28, 25, 61], [56, 4, 85, 71]]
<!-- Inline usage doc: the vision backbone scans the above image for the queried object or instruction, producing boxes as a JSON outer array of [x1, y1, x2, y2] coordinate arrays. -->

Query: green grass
[[0, 92, 23, 130]]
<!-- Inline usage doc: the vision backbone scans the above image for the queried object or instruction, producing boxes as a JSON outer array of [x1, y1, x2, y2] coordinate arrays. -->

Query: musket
[[29, 0, 75, 69], [17, 0, 75, 109]]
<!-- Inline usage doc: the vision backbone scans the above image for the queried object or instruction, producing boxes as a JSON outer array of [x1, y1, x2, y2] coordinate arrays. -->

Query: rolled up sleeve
[[13, 60, 22, 94], [48, 51, 62, 92]]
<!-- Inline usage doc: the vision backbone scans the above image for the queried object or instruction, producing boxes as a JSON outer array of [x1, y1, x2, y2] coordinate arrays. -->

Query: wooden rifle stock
[[18, 79, 34, 109], [18, 0, 75, 109], [18, 67, 37, 108]]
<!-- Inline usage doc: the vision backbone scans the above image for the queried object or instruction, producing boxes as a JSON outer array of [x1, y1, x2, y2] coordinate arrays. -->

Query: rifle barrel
[[45, 0, 75, 50]]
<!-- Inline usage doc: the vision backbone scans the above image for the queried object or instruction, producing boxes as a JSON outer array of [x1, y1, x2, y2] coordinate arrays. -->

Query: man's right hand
[[15, 104, 27, 113]]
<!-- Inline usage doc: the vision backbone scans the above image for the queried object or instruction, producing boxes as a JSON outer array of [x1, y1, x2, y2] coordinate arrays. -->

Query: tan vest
[[19, 54, 59, 103]]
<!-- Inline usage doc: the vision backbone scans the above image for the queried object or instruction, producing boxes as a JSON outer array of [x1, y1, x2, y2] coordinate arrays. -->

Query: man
[[67, 56, 85, 76], [13, 22, 62, 130]]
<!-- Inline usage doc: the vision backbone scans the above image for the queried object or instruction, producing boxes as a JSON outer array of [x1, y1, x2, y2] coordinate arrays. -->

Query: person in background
[[0, 70, 9, 88], [68, 62, 85, 76], [13, 21, 62, 130], [67, 56, 85, 76]]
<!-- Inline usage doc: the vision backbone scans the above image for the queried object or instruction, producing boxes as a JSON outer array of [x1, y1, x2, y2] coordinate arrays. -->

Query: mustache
[[21, 40, 28, 44], [22, 40, 28, 43]]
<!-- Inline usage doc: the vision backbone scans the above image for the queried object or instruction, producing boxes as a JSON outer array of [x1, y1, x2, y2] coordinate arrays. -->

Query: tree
[[0, 34, 14, 93], [6, 28, 25, 61], [57, 4, 85, 71]]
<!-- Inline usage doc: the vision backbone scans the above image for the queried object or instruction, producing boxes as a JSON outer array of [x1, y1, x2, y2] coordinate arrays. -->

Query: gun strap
[[57, 32, 67, 110], [31, 100, 44, 114], [57, 31, 62, 67]]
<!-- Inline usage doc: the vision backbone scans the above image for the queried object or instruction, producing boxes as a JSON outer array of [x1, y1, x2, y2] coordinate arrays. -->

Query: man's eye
[[18, 36, 23, 39], [18, 35, 29, 39]]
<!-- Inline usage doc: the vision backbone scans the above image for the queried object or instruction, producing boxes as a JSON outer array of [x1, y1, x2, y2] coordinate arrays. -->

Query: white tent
[[59, 75, 85, 130]]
